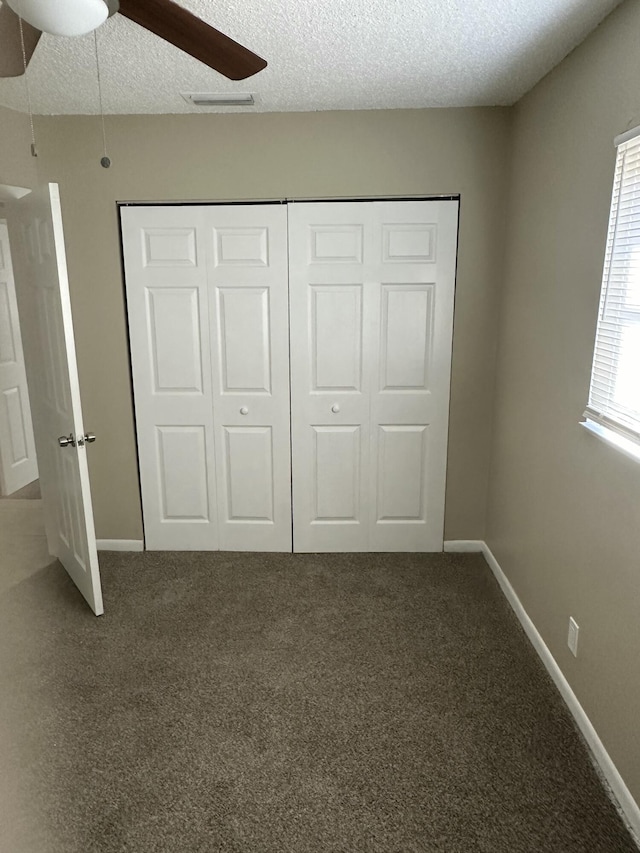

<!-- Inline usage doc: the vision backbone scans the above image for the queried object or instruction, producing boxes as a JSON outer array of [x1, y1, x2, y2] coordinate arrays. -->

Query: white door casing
[[0, 221, 38, 495], [121, 204, 292, 551], [8, 184, 103, 614], [288, 200, 458, 552]]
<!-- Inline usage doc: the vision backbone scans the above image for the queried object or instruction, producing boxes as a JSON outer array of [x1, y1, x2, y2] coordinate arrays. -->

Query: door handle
[[58, 434, 76, 448], [331, 404, 340, 414], [240, 407, 249, 415], [76, 433, 97, 447]]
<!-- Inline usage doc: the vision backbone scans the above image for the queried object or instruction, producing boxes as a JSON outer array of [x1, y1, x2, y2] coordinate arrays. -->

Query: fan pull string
[[18, 17, 37, 157], [93, 30, 111, 168]]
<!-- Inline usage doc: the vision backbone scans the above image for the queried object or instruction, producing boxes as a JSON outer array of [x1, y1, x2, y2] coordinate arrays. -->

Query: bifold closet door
[[289, 200, 458, 552], [207, 205, 291, 551], [121, 204, 291, 551]]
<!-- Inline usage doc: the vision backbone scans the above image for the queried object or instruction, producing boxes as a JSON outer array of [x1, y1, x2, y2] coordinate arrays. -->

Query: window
[[583, 126, 640, 460]]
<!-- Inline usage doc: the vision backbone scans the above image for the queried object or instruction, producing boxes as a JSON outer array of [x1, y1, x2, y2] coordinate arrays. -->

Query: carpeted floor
[[0, 499, 51, 593], [0, 551, 636, 852], [0, 479, 41, 500]]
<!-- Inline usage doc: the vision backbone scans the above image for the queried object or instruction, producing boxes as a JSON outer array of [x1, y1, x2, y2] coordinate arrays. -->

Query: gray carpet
[[0, 551, 636, 852], [0, 479, 41, 500]]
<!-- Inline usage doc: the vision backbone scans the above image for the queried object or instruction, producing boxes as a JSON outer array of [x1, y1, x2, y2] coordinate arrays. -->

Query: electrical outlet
[[568, 617, 579, 657]]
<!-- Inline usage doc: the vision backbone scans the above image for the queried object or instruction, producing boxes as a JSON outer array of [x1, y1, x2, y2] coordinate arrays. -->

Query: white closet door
[[368, 201, 457, 550], [289, 203, 373, 551], [206, 205, 291, 551], [289, 200, 458, 552], [122, 204, 291, 552], [121, 206, 219, 550]]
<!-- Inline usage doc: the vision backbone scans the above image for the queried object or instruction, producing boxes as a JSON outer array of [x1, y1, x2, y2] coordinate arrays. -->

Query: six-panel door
[[288, 201, 458, 552], [9, 184, 103, 614], [121, 204, 292, 551]]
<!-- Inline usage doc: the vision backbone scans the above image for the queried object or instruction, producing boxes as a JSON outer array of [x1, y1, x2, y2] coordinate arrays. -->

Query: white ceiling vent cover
[[181, 93, 255, 107]]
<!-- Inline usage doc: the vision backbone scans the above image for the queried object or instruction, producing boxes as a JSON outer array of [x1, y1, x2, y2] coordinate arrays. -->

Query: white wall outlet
[[568, 617, 579, 657]]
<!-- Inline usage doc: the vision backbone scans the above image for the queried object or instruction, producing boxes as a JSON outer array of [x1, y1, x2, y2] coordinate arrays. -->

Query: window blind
[[585, 127, 640, 445]]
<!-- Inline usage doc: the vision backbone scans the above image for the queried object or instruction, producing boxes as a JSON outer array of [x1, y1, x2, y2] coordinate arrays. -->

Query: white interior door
[[8, 184, 103, 614], [0, 220, 38, 495], [289, 200, 458, 552], [121, 204, 292, 552]]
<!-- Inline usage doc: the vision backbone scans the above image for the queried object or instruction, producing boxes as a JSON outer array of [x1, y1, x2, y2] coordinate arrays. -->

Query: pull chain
[[93, 29, 110, 168], [18, 17, 37, 157]]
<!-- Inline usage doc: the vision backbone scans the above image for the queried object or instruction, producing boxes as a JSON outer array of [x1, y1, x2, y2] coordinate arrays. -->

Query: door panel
[[146, 287, 204, 393], [311, 285, 363, 391], [379, 284, 434, 390], [313, 425, 361, 523], [155, 425, 210, 520], [222, 426, 274, 522], [0, 222, 38, 495], [217, 287, 271, 393], [289, 200, 458, 552], [8, 184, 102, 614], [376, 425, 428, 521]]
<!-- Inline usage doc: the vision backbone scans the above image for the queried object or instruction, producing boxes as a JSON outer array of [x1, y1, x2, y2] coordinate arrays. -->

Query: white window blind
[[585, 127, 640, 447]]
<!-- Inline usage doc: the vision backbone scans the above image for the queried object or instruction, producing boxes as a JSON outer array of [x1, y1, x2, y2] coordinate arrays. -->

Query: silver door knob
[[76, 432, 96, 447], [240, 407, 249, 415], [58, 434, 76, 448], [331, 404, 340, 413]]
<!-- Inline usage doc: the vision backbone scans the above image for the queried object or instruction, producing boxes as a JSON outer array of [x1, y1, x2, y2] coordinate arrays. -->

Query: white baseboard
[[443, 539, 484, 552], [480, 541, 640, 844], [96, 539, 144, 552]]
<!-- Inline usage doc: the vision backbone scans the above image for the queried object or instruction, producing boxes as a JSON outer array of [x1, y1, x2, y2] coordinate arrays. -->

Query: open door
[[8, 184, 103, 615], [0, 220, 39, 495]]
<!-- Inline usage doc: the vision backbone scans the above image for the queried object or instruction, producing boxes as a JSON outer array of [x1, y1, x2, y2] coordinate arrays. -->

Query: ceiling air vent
[[181, 93, 255, 107]]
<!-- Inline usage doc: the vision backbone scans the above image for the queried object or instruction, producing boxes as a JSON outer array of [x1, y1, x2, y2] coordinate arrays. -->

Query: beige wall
[[0, 104, 37, 189], [31, 107, 511, 541], [486, 0, 640, 804]]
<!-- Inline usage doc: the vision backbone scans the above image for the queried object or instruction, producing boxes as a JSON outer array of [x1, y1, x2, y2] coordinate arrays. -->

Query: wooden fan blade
[[0, 2, 42, 77], [118, 0, 267, 81]]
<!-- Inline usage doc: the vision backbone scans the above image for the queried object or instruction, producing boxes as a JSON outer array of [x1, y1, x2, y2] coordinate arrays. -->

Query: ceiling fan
[[0, 0, 267, 80]]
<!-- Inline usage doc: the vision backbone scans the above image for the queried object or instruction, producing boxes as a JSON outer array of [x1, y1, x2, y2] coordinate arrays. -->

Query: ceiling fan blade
[[0, 2, 42, 77], [118, 0, 267, 81]]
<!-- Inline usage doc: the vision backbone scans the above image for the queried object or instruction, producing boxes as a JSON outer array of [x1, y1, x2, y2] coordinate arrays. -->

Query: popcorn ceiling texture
[[0, 0, 624, 115]]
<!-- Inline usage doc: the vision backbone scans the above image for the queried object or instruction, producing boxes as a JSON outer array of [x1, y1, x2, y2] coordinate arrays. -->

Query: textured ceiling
[[0, 0, 623, 115]]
